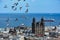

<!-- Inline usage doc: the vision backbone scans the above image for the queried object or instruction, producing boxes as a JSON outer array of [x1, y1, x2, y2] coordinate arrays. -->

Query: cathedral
[[32, 17, 45, 37]]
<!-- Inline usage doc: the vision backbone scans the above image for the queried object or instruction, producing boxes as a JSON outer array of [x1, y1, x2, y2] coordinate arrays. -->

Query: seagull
[[4, 5, 7, 8], [14, 3, 18, 6], [13, 7, 17, 11], [11, 5, 17, 11], [26, 3, 29, 7], [15, 18, 18, 21], [25, 8, 28, 13], [18, 0, 21, 2], [24, 0, 26, 1], [6, 18, 9, 22], [11, 6, 15, 9], [20, 6, 22, 10]]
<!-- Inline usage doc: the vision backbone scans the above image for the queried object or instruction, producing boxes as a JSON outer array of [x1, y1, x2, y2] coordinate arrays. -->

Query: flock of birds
[[0, 0, 30, 26], [4, 0, 29, 13], [6, 16, 28, 23], [5, 16, 30, 27], [6, 18, 18, 22]]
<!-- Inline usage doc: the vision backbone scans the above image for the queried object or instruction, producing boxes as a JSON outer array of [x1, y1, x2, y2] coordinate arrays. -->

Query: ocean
[[0, 13, 60, 28]]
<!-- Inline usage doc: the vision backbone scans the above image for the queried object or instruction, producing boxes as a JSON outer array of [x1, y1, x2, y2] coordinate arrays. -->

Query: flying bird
[[25, 8, 28, 13], [12, 6, 15, 9], [6, 18, 9, 22], [14, 3, 18, 6], [6, 23, 9, 27], [24, 0, 26, 1], [15, 18, 18, 21], [18, 0, 21, 2], [3, 0, 29, 13], [25, 3, 29, 7], [4, 5, 7, 8], [13, 7, 17, 11], [20, 6, 22, 10], [11, 5, 17, 11]]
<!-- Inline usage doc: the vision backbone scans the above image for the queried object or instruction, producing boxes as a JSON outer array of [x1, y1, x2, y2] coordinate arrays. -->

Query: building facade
[[32, 18, 45, 37], [32, 18, 36, 33]]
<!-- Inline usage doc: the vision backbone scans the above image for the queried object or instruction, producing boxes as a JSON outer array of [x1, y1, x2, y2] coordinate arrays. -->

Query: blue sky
[[0, 0, 60, 13]]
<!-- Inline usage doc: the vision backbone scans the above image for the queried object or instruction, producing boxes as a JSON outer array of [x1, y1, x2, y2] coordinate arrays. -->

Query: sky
[[0, 0, 60, 13]]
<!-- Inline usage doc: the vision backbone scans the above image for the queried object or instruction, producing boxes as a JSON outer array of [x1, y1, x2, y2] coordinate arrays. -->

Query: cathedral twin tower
[[32, 17, 45, 37]]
